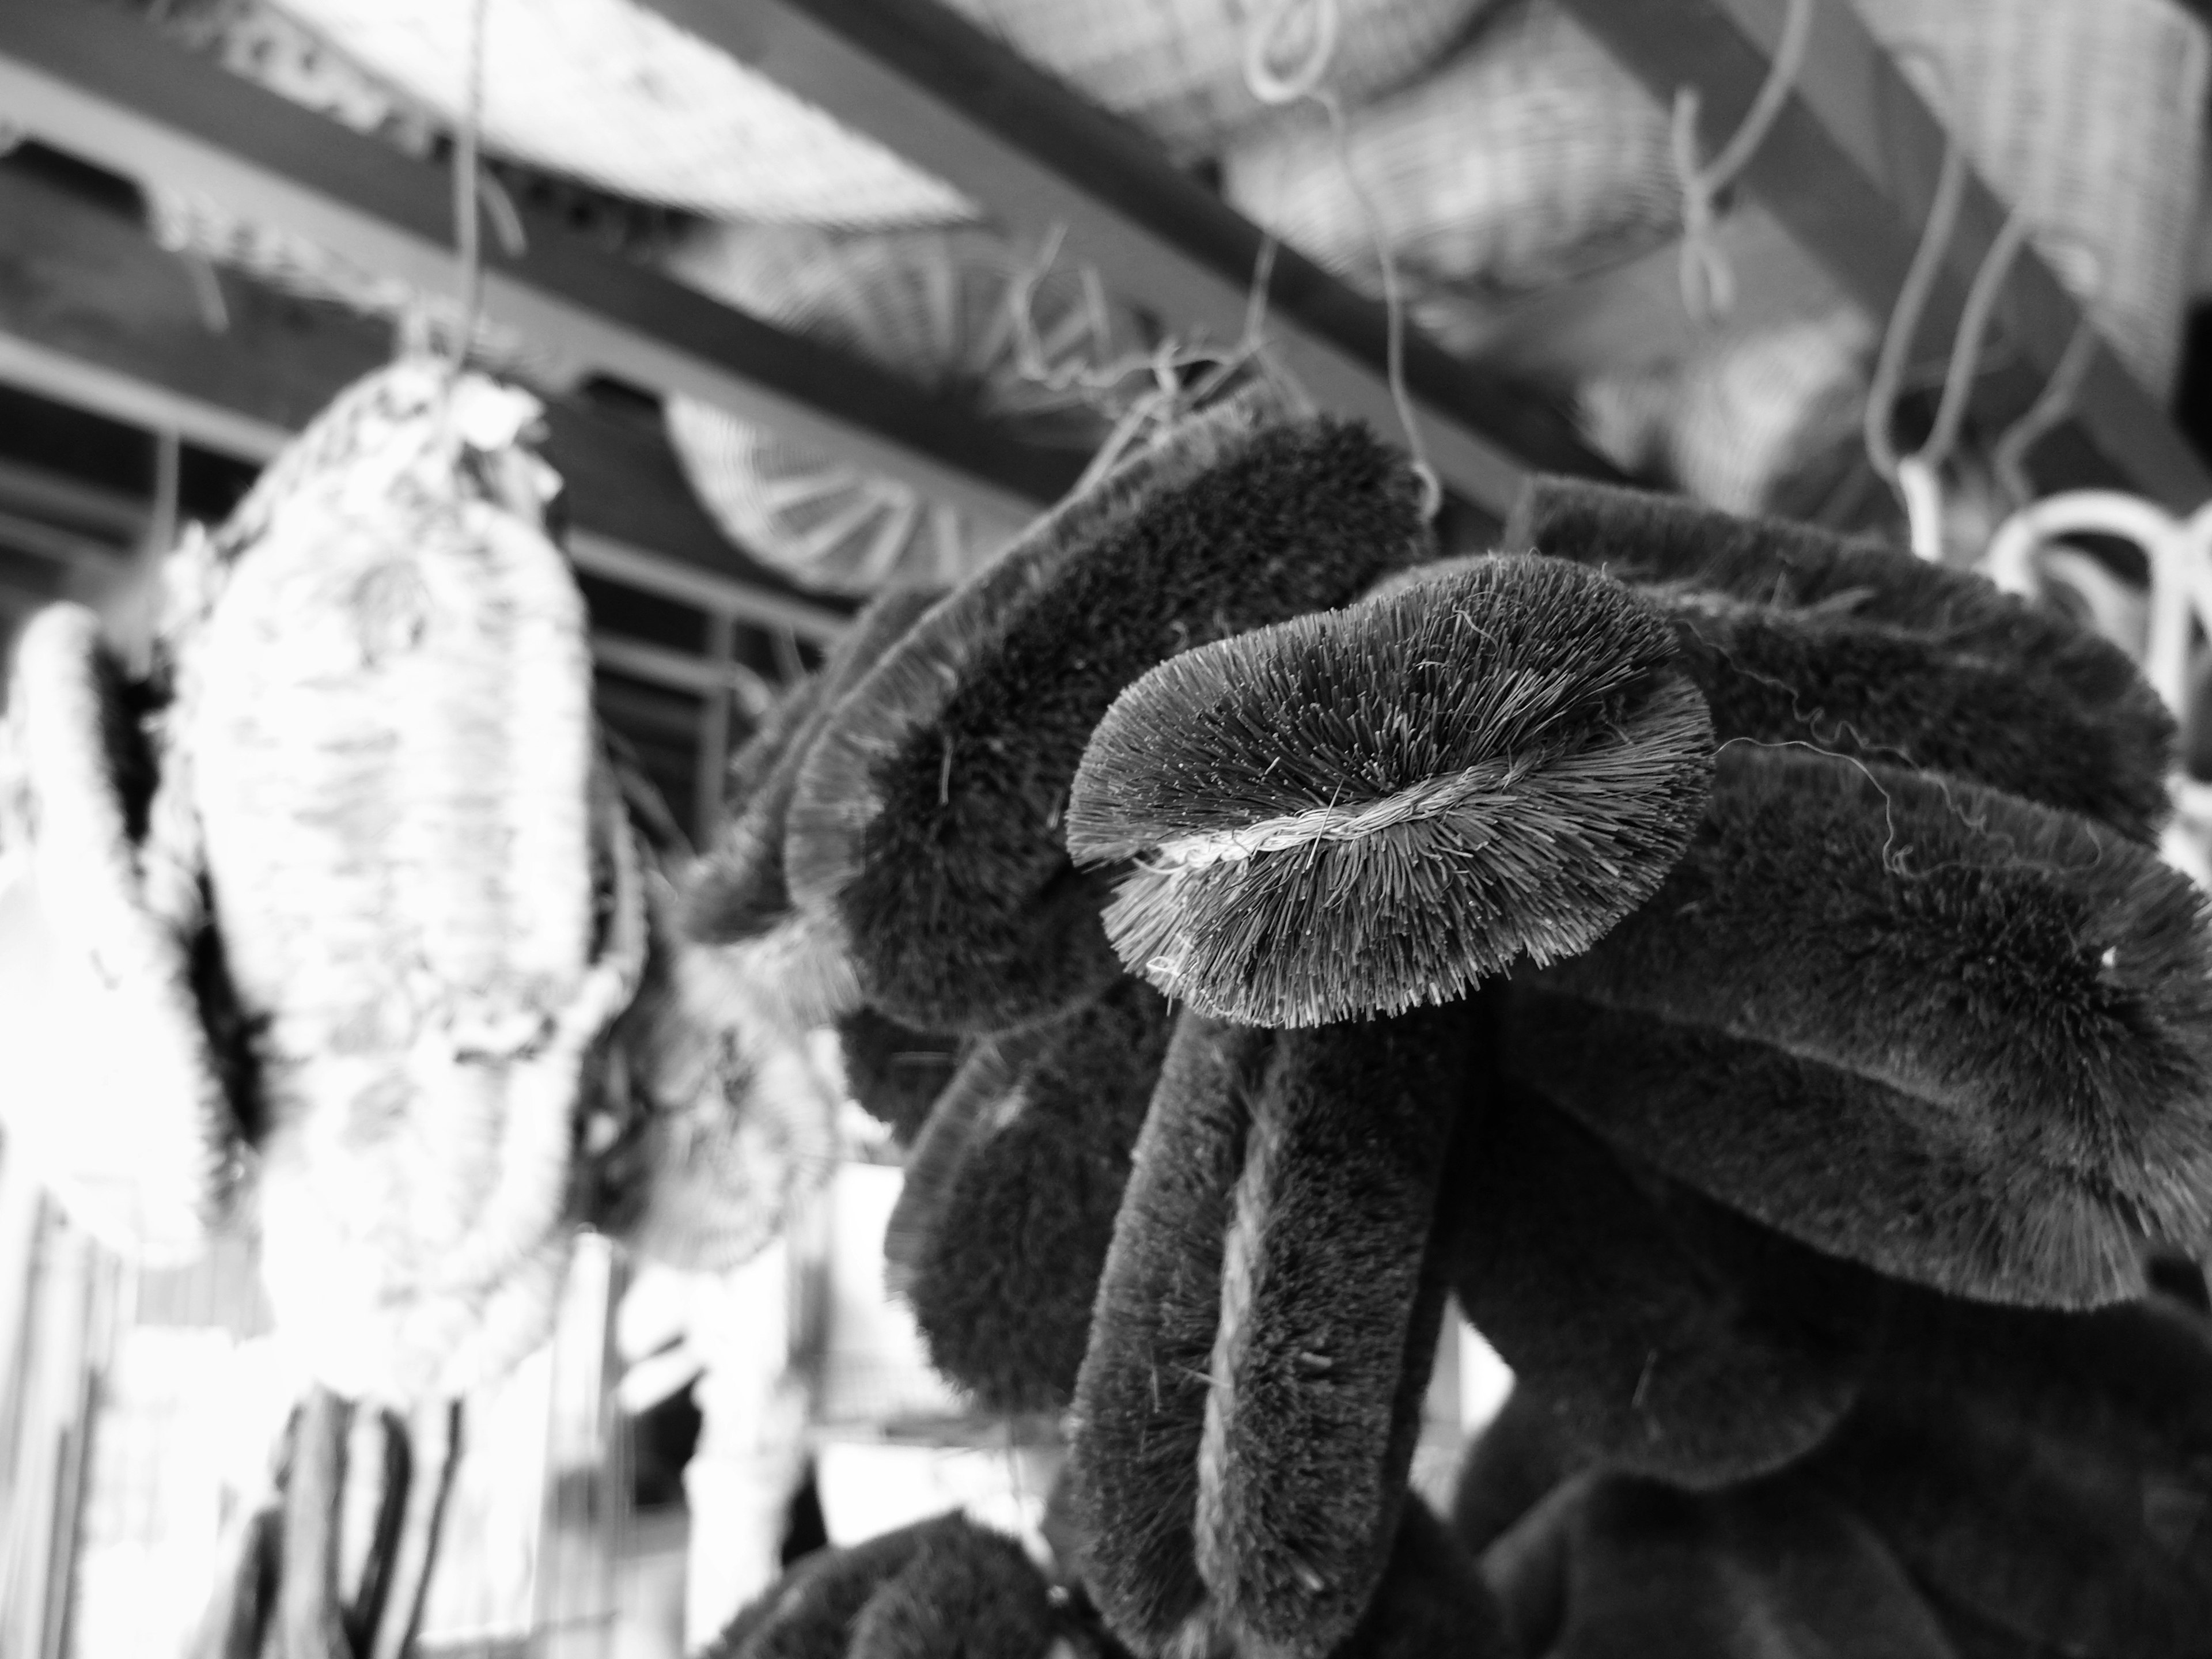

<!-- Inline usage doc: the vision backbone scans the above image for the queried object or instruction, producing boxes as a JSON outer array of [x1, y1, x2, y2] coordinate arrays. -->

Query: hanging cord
[[1671, 0, 1816, 323], [1861, 129, 1972, 559], [1992, 300, 2103, 507], [1243, 0, 1441, 518], [449, 0, 492, 373]]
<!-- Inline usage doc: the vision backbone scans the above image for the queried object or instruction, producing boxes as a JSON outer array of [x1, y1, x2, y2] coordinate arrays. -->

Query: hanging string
[[450, 0, 492, 372], [1992, 301, 2102, 507], [1243, 0, 1441, 518], [1861, 135, 1971, 487], [1670, 0, 1816, 323]]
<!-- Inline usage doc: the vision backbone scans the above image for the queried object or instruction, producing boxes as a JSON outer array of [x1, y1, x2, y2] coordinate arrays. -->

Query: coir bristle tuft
[[1067, 554, 1715, 1028]]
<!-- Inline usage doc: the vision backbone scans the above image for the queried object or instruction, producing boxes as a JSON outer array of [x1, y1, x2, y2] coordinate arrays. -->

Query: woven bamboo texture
[[1853, 0, 2209, 397], [168, 359, 645, 1406], [664, 225, 1131, 596], [1221, 0, 1679, 301], [945, 0, 1495, 158], [1580, 307, 1874, 515], [0, 604, 241, 1265], [267, 0, 974, 226]]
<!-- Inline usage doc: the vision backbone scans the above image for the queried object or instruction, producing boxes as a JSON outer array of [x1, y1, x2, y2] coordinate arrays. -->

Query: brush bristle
[[1506, 475, 2174, 832], [1528, 742, 2212, 1302], [1450, 1081, 1880, 1490], [899, 979, 1173, 1414], [788, 393, 1431, 1033], [1067, 555, 1715, 1028], [683, 585, 940, 946], [835, 1006, 965, 1145]]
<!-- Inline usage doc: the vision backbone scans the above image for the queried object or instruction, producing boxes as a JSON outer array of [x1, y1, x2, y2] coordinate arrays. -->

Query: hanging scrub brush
[[696, 1512, 1057, 1659], [1066, 1002, 1474, 1659], [0, 601, 249, 1263], [164, 358, 647, 1405], [834, 1005, 966, 1144], [1505, 476, 2173, 838], [883, 976, 1172, 1414], [1066, 554, 1715, 1028], [786, 383, 1434, 1035], [683, 584, 944, 1033], [1516, 741, 2212, 1308], [1449, 1079, 1883, 1491], [1797, 1289, 2212, 1659]]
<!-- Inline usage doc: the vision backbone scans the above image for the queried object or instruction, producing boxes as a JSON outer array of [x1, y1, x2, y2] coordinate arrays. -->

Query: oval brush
[[893, 977, 1174, 1414], [1067, 1002, 1474, 1659], [1449, 1079, 1883, 1491], [1504, 475, 2173, 834], [1066, 554, 1715, 1029], [835, 1005, 966, 1145], [1524, 741, 2212, 1307], [787, 385, 1433, 1034], [683, 583, 942, 948], [1801, 1292, 2212, 1659]]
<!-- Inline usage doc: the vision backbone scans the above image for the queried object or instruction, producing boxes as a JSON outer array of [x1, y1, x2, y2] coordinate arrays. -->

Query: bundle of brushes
[[760, 441, 2212, 1658]]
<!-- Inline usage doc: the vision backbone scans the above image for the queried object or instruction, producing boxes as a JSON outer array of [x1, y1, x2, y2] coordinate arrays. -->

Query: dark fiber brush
[[835, 1006, 965, 1146], [1524, 741, 2212, 1306], [1505, 475, 2171, 771], [1450, 1080, 1882, 1490], [698, 1512, 1056, 1659], [787, 387, 1433, 1033], [891, 978, 1173, 1414], [684, 585, 942, 946], [1067, 1004, 1474, 1659], [1800, 1291, 2212, 1659], [1482, 1468, 1959, 1659], [1067, 554, 1715, 1028]]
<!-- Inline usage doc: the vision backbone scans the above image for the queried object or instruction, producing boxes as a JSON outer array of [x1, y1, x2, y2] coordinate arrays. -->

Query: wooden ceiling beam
[[0, 163, 848, 642], [643, 0, 1621, 514], [0, 0, 1086, 529], [1556, 0, 2211, 510]]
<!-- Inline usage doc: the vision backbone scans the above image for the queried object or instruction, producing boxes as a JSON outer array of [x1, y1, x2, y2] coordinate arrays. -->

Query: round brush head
[[1066, 554, 1715, 1028]]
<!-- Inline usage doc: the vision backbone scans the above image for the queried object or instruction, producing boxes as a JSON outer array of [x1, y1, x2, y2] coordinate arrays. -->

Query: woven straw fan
[[0, 604, 243, 1264], [665, 224, 1135, 597], [170, 359, 646, 1406]]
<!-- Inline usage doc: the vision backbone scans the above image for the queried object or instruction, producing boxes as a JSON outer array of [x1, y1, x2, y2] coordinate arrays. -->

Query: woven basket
[[1853, 0, 2209, 397], [597, 873, 841, 1274], [664, 225, 1134, 596], [1578, 308, 1874, 516], [0, 605, 242, 1265], [1221, 0, 1678, 300], [946, 0, 1494, 159], [267, 0, 972, 226], [170, 358, 647, 1406]]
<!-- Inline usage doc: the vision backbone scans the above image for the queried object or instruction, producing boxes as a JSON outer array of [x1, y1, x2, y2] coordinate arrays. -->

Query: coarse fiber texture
[[1450, 1080, 1881, 1490], [836, 1006, 965, 1145], [0, 603, 244, 1263], [1065, 1010, 1248, 1653], [1328, 1499, 1520, 1659], [1069, 1005, 1472, 1659], [1660, 585, 2172, 842], [697, 1512, 1055, 1659], [1525, 742, 2212, 1306], [791, 389, 1432, 1033], [894, 978, 1173, 1413], [1801, 1291, 2212, 1659], [1480, 1469, 1959, 1659], [687, 586, 941, 946], [1503, 476, 2173, 838], [1450, 1385, 1578, 1558], [1068, 554, 1714, 1027], [173, 359, 644, 1404]]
